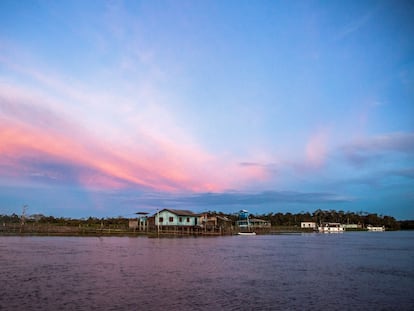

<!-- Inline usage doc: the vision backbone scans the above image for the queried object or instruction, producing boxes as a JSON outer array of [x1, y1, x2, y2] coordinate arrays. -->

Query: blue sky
[[0, 0, 413, 219]]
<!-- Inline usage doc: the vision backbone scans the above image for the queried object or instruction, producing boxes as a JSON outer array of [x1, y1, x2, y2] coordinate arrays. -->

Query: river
[[1, 231, 413, 310]]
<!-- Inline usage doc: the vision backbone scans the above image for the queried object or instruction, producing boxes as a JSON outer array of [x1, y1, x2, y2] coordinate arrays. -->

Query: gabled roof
[[158, 209, 200, 216]]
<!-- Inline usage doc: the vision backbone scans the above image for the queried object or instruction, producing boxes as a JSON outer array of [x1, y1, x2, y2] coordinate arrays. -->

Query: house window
[[187, 217, 190, 223], [169, 217, 174, 222], [179, 217, 182, 222], [159, 217, 163, 223]]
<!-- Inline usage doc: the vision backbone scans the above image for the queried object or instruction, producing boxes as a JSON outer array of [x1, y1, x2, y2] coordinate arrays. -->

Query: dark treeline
[[210, 209, 403, 230], [0, 209, 407, 230], [255, 209, 401, 230], [399, 220, 414, 230], [0, 214, 129, 228]]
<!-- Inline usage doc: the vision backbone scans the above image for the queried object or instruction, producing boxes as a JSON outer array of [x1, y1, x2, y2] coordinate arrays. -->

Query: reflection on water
[[1, 232, 413, 310]]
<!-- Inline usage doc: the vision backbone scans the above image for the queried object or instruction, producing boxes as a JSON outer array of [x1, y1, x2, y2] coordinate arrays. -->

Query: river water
[[0, 231, 413, 310]]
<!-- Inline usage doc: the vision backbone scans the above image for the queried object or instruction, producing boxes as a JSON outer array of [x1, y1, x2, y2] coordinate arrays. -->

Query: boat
[[367, 225, 385, 232], [318, 222, 345, 233], [237, 232, 256, 236]]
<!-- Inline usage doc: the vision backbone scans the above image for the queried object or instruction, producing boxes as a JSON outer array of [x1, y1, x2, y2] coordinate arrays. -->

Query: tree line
[[209, 209, 403, 230], [0, 214, 130, 228], [254, 209, 401, 230], [0, 209, 409, 230]]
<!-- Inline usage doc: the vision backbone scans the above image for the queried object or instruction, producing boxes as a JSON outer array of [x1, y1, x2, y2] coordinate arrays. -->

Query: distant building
[[235, 210, 271, 229], [129, 220, 138, 229], [301, 222, 316, 229], [202, 214, 232, 230], [129, 213, 149, 231], [249, 218, 271, 228]]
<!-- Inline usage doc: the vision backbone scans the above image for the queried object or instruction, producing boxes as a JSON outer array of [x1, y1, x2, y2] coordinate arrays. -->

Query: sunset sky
[[1, 0, 413, 219]]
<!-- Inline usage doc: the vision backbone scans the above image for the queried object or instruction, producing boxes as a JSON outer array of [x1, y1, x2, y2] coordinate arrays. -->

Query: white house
[[155, 209, 200, 227], [301, 222, 316, 229]]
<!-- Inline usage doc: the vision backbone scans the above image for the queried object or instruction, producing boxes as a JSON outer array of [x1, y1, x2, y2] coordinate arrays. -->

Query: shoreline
[[0, 228, 386, 238]]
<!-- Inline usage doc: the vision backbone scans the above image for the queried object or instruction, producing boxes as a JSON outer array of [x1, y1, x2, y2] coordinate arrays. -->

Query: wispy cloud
[[0, 80, 270, 192], [305, 128, 330, 168], [335, 7, 376, 40], [330, 168, 414, 191], [119, 190, 353, 211], [341, 132, 414, 167]]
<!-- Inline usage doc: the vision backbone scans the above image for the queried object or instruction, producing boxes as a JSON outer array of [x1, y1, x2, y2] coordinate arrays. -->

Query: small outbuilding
[[201, 213, 233, 231]]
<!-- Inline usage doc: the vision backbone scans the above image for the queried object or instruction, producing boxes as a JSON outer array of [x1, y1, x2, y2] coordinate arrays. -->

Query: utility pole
[[157, 209, 160, 236]]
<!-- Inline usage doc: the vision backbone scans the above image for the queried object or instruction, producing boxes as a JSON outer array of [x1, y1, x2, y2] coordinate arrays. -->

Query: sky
[[0, 0, 413, 219]]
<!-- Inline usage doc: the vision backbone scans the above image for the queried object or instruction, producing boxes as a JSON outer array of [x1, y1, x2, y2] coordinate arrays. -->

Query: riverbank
[[0, 223, 307, 237], [0, 223, 383, 237]]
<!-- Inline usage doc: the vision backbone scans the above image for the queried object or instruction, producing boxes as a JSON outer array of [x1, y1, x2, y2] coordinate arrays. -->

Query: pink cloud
[[305, 129, 329, 168], [0, 120, 190, 191], [0, 90, 268, 193], [0, 55, 273, 193]]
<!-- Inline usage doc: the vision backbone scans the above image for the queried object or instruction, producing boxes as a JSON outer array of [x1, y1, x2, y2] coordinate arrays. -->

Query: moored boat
[[367, 225, 385, 232], [318, 222, 345, 233], [237, 232, 256, 236]]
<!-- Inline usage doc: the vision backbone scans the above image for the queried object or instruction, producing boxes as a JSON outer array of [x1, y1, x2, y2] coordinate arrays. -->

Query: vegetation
[[0, 214, 129, 229], [253, 209, 401, 230], [399, 220, 414, 230], [257, 209, 400, 230], [0, 209, 406, 231], [206, 209, 402, 230]]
